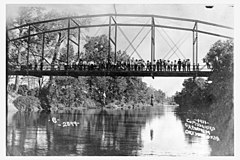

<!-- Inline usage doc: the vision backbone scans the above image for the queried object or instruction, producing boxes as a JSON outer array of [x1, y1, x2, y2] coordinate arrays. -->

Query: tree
[[204, 40, 233, 99], [174, 39, 233, 108], [7, 6, 91, 94]]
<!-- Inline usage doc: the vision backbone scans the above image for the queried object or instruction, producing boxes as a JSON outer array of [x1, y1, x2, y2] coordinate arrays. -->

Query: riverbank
[[174, 82, 233, 156], [7, 93, 19, 112]]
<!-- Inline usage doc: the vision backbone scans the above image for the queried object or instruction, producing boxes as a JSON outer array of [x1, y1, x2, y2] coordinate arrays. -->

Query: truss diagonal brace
[[118, 26, 142, 59]]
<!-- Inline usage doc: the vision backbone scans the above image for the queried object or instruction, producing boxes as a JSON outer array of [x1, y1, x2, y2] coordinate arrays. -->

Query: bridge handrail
[[8, 63, 212, 72]]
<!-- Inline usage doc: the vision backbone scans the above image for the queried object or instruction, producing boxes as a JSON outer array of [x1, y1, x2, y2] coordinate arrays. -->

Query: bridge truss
[[7, 14, 233, 77]]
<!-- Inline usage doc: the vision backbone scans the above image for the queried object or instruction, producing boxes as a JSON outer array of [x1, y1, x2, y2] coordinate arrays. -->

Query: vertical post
[[108, 16, 111, 67], [67, 18, 70, 68], [41, 33, 45, 71], [193, 30, 195, 70], [27, 25, 31, 70], [6, 27, 9, 84], [114, 19, 117, 63], [6, 27, 9, 118], [196, 22, 198, 66], [151, 17, 155, 63], [78, 27, 80, 60]]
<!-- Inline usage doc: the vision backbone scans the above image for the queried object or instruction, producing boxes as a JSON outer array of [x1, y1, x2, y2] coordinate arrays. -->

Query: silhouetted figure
[[130, 59, 134, 71], [150, 94, 154, 106], [206, 61, 210, 69], [163, 60, 166, 71], [127, 60, 130, 71], [149, 62, 152, 71], [153, 60, 156, 71], [147, 60, 150, 71], [78, 59, 83, 70], [141, 60, 145, 71], [167, 60, 170, 71], [133, 59, 137, 71], [196, 63, 199, 71], [187, 59, 191, 71], [170, 61, 173, 71], [150, 129, 153, 140], [182, 60, 186, 72], [178, 59, 181, 71], [160, 59, 163, 71], [137, 60, 141, 71], [156, 60, 160, 71], [174, 60, 177, 71]]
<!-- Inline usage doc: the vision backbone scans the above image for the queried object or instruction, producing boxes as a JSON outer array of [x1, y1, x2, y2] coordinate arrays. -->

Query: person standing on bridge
[[72, 60, 76, 70], [83, 60, 87, 70], [206, 61, 210, 69], [159, 59, 163, 71], [138, 59, 141, 71], [141, 60, 145, 71], [167, 60, 170, 71], [170, 61, 173, 71], [149, 61, 152, 71], [178, 59, 182, 71], [134, 59, 138, 71], [130, 58, 134, 71], [153, 60, 156, 71], [78, 59, 83, 71], [146, 60, 150, 71], [187, 59, 191, 71], [174, 60, 177, 71], [196, 63, 199, 71], [126, 59, 130, 71], [182, 60, 186, 72], [156, 60, 160, 71], [163, 60, 166, 71]]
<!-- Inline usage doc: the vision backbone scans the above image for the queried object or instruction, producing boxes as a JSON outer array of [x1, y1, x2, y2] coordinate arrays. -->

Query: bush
[[83, 98, 97, 108], [13, 96, 42, 112]]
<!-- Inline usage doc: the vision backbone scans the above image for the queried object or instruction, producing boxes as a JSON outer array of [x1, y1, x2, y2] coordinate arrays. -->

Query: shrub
[[13, 96, 42, 112]]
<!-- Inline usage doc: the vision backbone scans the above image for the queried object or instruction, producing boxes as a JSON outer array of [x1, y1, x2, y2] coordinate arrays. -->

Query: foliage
[[7, 7, 166, 110], [83, 35, 165, 106], [13, 96, 42, 112], [174, 39, 233, 109], [205, 40, 233, 100], [43, 76, 89, 108], [174, 40, 234, 156], [174, 78, 212, 108]]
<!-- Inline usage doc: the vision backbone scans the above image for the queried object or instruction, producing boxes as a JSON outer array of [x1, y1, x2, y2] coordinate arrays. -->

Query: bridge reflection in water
[[7, 106, 213, 156]]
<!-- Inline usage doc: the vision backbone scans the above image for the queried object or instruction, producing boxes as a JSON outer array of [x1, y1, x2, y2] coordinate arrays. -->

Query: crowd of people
[[11, 58, 205, 72]]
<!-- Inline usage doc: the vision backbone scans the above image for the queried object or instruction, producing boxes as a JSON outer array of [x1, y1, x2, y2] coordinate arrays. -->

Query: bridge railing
[[7, 63, 212, 72]]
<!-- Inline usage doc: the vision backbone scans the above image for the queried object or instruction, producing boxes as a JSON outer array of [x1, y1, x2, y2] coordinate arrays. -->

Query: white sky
[[5, 3, 234, 96]]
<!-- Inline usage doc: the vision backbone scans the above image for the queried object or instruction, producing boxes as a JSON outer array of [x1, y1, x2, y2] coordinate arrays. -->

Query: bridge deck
[[7, 70, 212, 77]]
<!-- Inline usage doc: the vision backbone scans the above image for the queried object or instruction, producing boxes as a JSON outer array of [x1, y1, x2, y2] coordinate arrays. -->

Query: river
[[7, 105, 226, 156]]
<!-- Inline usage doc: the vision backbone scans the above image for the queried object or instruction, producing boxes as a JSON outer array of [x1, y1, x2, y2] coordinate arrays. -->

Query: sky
[[6, 3, 234, 96]]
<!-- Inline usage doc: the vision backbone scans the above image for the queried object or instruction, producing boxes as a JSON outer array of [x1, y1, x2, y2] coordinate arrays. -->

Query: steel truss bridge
[[6, 14, 233, 78]]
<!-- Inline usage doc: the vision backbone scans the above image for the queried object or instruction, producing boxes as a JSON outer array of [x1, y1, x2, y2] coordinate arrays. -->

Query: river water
[[7, 105, 226, 156]]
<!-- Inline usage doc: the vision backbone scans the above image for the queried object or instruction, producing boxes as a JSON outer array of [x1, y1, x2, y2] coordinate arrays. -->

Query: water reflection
[[7, 106, 212, 156], [175, 106, 233, 156]]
